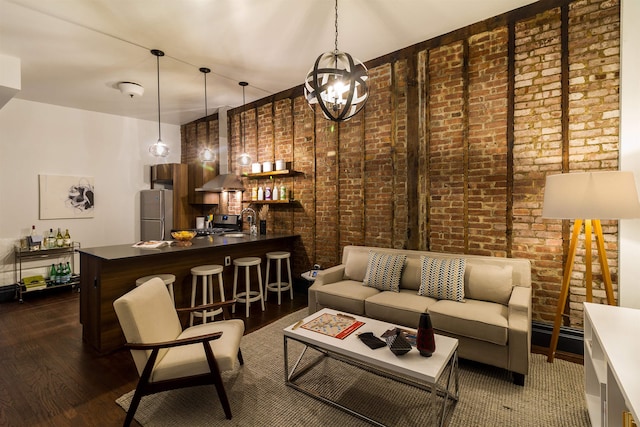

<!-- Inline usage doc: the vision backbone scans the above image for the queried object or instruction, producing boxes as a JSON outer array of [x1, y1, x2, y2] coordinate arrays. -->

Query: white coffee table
[[283, 308, 459, 427]]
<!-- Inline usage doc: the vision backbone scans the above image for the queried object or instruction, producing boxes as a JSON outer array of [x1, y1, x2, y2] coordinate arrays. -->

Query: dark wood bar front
[[79, 233, 300, 354]]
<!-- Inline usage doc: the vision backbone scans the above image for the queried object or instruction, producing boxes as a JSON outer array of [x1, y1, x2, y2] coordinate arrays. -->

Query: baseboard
[[531, 320, 584, 356]]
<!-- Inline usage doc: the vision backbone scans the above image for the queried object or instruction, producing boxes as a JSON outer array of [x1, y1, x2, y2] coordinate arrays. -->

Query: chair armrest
[[126, 330, 223, 351], [507, 285, 532, 376], [314, 264, 345, 286], [508, 286, 531, 319], [176, 299, 237, 315]]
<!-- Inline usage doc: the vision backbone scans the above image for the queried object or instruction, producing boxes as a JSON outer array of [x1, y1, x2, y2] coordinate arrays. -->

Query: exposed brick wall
[[565, 0, 620, 326], [428, 42, 467, 253], [180, 0, 620, 328], [513, 7, 565, 324], [468, 29, 510, 257]]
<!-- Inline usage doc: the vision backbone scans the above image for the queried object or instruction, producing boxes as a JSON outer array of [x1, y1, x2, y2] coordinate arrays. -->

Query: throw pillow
[[418, 256, 466, 302], [363, 252, 406, 292], [464, 264, 513, 305]]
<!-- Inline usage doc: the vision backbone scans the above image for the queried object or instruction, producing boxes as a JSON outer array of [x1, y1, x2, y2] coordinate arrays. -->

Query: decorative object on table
[[382, 328, 412, 356], [197, 67, 215, 163], [416, 312, 436, 357], [171, 230, 196, 246], [542, 171, 640, 362], [303, 0, 368, 122], [237, 81, 252, 166], [149, 49, 169, 157], [39, 174, 95, 219], [357, 332, 386, 349], [300, 312, 364, 339]]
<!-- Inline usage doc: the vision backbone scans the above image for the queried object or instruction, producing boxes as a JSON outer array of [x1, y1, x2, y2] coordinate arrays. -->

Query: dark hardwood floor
[[0, 285, 308, 427]]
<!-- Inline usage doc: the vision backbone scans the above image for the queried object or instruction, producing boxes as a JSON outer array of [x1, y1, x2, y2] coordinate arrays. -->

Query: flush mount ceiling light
[[197, 67, 215, 163], [237, 81, 252, 166], [149, 49, 169, 158], [117, 81, 144, 98], [304, 0, 369, 122]]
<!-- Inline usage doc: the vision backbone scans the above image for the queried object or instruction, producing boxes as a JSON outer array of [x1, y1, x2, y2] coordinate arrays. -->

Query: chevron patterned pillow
[[418, 256, 466, 302], [363, 252, 407, 292]]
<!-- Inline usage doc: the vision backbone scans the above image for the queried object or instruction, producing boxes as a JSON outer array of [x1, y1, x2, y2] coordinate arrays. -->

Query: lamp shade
[[542, 171, 640, 219]]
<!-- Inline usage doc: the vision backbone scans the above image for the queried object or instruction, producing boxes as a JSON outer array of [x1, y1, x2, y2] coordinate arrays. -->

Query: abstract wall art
[[39, 174, 95, 219]]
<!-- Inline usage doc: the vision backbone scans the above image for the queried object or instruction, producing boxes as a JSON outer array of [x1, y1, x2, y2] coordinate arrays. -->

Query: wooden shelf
[[242, 199, 298, 205], [243, 169, 301, 179]]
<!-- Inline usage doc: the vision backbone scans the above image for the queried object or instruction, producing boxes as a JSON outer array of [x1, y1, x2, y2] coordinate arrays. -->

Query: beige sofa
[[308, 245, 532, 385]]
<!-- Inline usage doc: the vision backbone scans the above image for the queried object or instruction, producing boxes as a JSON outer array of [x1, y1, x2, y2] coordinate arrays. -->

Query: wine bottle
[[49, 228, 56, 249], [56, 228, 64, 247], [63, 262, 72, 283], [63, 229, 71, 247]]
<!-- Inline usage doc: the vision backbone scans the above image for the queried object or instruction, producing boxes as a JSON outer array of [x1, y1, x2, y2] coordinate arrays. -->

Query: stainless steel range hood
[[195, 106, 245, 193]]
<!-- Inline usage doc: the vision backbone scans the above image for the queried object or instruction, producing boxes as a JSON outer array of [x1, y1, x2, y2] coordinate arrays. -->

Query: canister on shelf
[[280, 185, 287, 200], [251, 187, 258, 200]]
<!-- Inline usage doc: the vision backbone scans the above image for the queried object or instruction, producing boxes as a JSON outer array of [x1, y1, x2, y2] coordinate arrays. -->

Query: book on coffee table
[[300, 312, 365, 339]]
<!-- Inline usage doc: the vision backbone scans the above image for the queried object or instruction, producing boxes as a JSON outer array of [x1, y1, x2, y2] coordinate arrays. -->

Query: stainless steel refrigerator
[[140, 189, 173, 241]]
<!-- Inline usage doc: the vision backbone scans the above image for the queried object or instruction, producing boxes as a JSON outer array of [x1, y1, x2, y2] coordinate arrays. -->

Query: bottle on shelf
[[55, 263, 64, 284], [251, 187, 258, 201], [56, 228, 64, 248], [64, 262, 72, 283], [63, 229, 71, 247], [280, 185, 287, 201], [49, 264, 57, 286], [48, 228, 56, 249], [265, 185, 272, 200], [257, 186, 264, 201], [272, 182, 279, 201]]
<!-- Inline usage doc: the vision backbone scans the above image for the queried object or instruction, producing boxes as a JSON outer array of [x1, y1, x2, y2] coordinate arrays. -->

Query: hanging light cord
[[156, 53, 161, 141], [334, 0, 339, 54], [242, 84, 246, 152], [204, 72, 208, 116]]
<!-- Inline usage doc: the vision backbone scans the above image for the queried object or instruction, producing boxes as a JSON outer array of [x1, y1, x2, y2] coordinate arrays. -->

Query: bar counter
[[79, 233, 299, 354]]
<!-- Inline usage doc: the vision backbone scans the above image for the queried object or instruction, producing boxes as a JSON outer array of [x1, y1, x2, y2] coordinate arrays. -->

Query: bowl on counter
[[171, 230, 197, 246]]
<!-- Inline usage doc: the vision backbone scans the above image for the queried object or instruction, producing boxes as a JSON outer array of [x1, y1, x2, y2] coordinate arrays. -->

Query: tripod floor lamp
[[543, 171, 640, 363]]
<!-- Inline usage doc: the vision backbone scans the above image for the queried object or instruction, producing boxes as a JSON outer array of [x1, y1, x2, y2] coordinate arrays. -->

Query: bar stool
[[190, 265, 225, 326], [265, 251, 293, 305], [232, 257, 264, 318], [135, 274, 176, 304]]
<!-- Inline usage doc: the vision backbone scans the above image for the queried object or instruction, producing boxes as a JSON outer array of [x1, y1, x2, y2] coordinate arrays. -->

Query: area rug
[[116, 309, 590, 426]]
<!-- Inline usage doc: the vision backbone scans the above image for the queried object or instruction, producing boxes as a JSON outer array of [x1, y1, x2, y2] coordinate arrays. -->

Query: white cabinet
[[583, 302, 639, 426]]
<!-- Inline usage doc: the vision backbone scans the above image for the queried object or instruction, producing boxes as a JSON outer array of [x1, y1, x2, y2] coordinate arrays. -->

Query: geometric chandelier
[[304, 0, 369, 122]]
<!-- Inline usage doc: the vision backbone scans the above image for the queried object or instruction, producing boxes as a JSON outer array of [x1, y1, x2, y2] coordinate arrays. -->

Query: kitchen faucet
[[241, 207, 258, 236]]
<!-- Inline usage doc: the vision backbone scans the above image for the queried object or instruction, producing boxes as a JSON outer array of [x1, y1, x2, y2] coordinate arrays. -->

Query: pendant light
[[149, 49, 169, 157], [304, 0, 369, 122], [198, 67, 215, 163], [237, 81, 252, 166]]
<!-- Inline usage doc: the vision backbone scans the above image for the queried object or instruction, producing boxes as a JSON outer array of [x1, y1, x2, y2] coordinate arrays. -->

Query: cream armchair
[[113, 277, 245, 426]]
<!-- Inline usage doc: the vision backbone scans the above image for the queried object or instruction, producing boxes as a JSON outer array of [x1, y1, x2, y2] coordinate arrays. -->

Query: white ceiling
[[0, 0, 537, 125]]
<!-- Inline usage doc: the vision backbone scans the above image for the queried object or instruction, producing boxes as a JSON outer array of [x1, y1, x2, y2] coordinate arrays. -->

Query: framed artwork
[[39, 174, 95, 219]]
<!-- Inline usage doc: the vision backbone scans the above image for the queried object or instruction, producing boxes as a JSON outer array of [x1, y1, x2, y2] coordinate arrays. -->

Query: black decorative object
[[417, 313, 436, 357], [259, 220, 266, 235], [383, 328, 412, 356]]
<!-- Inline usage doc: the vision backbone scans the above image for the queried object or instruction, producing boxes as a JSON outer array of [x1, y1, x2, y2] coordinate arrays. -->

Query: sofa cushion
[[400, 257, 422, 291], [365, 289, 437, 328], [344, 250, 370, 282], [315, 280, 379, 315], [428, 299, 508, 345], [418, 256, 466, 302], [465, 264, 513, 305], [363, 252, 406, 292]]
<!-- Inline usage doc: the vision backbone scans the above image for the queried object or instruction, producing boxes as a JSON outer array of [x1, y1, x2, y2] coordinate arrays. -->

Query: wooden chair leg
[[123, 386, 145, 427]]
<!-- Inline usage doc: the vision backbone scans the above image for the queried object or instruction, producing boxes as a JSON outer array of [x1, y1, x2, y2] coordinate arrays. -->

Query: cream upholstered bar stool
[[135, 274, 176, 304], [189, 265, 225, 326], [232, 257, 265, 318], [264, 251, 293, 305]]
